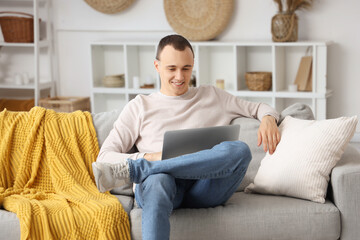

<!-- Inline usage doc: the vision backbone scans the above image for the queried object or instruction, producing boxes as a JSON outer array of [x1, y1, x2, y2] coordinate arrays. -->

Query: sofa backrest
[[91, 103, 315, 193], [92, 109, 122, 148], [232, 117, 266, 191]]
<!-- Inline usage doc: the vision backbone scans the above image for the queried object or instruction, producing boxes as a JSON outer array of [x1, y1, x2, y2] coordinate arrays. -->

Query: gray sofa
[[1, 103, 360, 240]]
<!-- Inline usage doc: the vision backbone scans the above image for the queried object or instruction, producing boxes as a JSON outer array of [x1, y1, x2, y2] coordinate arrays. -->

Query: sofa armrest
[[330, 145, 360, 240]]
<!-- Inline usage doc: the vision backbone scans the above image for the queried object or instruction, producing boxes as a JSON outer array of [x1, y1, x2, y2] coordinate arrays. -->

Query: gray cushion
[[130, 192, 340, 240], [279, 102, 315, 124], [91, 109, 122, 148]]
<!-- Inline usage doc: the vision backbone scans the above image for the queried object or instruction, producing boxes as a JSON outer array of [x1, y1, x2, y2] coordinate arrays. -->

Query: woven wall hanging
[[164, 0, 234, 41], [84, 0, 135, 14]]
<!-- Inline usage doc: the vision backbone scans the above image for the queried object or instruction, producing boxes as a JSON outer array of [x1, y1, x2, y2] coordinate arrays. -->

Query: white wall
[[54, 0, 360, 131]]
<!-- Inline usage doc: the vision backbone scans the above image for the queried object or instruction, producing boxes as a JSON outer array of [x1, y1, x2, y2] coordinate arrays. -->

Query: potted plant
[[271, 0, 314, 42]]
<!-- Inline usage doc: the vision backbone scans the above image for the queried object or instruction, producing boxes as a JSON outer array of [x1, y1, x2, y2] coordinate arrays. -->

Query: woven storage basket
[[245, 72, 272, 91], [164, 0, 234, 41], [84, 0, 135, 14], [0, 12, 39, 43], [102, 74, 125, 87], [39, 97, 90, 113], [271, 13, 298, 42]]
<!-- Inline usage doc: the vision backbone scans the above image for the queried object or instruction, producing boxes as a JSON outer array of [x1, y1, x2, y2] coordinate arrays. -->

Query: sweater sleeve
[[213, 86, 279, 122], [96, 98, 145, 163]]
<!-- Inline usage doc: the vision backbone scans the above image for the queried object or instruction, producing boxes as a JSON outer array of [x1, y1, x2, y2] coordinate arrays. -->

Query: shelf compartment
[[125, 44, 157, 89], [198, 45, 236, 91], [274, 45, 315, 92], [91, 44, 125, 88], [0, 47, 51, 85], [236, 45, 272, 91]]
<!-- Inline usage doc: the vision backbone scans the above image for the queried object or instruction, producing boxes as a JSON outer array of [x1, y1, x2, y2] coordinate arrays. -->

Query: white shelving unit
[[90, 40, 332, 120], [0, 0, 54, 106]]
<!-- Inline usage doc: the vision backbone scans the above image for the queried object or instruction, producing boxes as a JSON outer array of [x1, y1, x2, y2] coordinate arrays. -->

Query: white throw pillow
[[245, 115, 358, 203]]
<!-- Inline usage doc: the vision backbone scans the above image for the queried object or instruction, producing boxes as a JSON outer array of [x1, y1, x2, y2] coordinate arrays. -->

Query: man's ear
[[154, 60, 160, 73]]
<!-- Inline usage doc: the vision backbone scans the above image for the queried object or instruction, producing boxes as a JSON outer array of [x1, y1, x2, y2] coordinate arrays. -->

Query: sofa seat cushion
[[130, 192, 340, 240]]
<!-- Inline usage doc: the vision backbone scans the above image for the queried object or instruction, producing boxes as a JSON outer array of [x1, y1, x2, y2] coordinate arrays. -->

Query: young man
[[92, 34, 280, 240]]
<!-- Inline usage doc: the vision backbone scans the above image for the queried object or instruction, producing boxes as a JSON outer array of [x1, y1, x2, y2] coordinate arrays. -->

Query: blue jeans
[[130, 141, 252, 240]]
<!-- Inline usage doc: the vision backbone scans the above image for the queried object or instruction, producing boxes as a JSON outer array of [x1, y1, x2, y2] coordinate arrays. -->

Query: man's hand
[[144, 152, 162, 161], [257, 115, 280, 155]]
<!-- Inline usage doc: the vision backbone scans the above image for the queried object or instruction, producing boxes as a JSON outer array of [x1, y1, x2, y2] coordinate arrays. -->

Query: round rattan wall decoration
[[164, 0, 234, 41], [84, 0, 135, 14]]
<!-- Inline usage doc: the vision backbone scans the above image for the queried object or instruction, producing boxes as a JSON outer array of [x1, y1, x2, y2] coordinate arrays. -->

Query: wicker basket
[[39, 97, 90, 113], [102, 74, 125, 87], [0, 11, 40, 43], [245, 72, 272, 91]]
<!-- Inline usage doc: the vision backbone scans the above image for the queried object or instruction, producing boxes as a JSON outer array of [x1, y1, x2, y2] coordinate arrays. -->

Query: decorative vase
[[271, 12, 298, 42]]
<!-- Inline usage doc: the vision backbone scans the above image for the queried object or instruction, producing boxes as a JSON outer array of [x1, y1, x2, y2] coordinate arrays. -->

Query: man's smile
[[171, 81, 185, 87]]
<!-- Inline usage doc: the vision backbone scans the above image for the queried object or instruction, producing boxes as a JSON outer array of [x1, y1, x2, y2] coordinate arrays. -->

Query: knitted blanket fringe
[[0, 107, 130, 240]]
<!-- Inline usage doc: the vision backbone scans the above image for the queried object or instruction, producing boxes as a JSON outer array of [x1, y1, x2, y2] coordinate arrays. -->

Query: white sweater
[[97, 85, 279, 163]]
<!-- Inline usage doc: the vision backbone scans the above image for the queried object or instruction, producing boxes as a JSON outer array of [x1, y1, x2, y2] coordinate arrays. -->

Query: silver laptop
[[161, 125, 240, 160]]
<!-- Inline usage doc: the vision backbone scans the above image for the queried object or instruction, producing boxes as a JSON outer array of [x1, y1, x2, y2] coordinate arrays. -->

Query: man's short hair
[[156, 34, 194, 60]]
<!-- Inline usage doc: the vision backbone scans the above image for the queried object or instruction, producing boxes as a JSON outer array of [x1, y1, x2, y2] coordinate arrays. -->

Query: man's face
[[154, 45, 194, 96]]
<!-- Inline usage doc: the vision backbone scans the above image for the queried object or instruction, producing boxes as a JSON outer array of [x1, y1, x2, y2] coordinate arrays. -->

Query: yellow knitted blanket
[[0, 107, 130, 240]]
